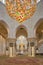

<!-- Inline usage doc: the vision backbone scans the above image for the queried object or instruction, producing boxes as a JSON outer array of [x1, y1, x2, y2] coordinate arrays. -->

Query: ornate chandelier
[[6, 0, 37, 23]]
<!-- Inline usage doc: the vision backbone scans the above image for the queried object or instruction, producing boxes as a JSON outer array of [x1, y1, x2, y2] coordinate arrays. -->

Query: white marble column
[[28, 42, 31, 57], [2, 37, 6, 55], [0, 36, 6, 55], [32, 46, 35, 57], [13, 45, 16, 57], [0, 35, 3, 55], [6, 42, 9, 56], [9, 47, 13, 57], [9, 43, 16, 57]]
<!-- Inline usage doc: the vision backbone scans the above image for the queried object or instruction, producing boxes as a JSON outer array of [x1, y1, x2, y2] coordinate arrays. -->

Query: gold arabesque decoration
[[6, 0, 36, 23]]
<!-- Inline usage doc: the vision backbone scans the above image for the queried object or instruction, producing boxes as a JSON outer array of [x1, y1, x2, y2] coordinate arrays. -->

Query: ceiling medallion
[[6, 0, 36, 23]]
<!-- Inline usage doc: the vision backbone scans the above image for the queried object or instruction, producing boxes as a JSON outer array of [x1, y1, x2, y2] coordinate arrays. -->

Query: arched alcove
[[15, 25, 28, 55], [0, 20, 9, 55], [34, 18, 43, 40], [16, 25, 28, 38], [34, 18, 43, 55], [0, 20, 9, 38]]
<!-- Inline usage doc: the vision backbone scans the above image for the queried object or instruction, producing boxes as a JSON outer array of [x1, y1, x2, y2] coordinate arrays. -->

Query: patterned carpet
[[0, 56, 43, 65]]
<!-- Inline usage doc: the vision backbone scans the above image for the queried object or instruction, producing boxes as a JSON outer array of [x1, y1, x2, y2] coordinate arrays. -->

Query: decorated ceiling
[[6, 0, 36, 23]]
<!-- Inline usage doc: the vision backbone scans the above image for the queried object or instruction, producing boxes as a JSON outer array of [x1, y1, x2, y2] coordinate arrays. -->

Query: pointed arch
[[34, 18, 43, 38], [16, 25, 28, 38], [0, 20, 9, 38]]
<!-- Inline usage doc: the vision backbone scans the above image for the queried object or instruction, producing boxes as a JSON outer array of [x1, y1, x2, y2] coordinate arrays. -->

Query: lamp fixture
[[0, 0, 40, 23], [6, 0, 37, 23]]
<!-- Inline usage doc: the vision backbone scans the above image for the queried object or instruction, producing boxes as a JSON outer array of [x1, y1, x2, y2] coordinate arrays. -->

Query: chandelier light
[[5, 0, 37, 23]]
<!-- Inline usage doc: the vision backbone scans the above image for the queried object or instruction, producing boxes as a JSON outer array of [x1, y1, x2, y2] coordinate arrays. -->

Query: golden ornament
[[6, 0, 36, 23]]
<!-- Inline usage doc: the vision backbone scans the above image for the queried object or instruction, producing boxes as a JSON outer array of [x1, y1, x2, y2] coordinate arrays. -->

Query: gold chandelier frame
[[6, 0, 36, 23]]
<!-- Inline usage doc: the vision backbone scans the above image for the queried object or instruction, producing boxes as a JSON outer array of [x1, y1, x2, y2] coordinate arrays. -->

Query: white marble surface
[[0, 0, 43, 38]]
